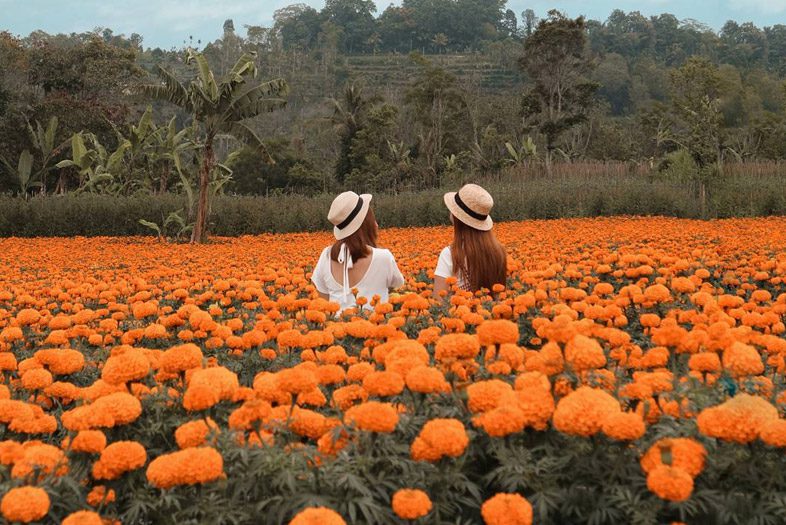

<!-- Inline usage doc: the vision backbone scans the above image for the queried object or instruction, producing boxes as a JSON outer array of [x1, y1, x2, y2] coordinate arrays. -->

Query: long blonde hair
[[451, 217, 506, 291]]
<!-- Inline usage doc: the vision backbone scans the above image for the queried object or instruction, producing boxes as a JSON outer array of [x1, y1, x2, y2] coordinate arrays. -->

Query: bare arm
[[318, 292, 330, 301], [434, 275, 450, 295]]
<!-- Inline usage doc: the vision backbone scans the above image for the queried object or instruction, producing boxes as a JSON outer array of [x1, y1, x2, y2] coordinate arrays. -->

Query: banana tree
[[152, 116, 195, 194], [0, 150, 39, 197], [1, 117, 63, 197], [143, 50, 288, 243], [55, 132, 131, 195], [120, 106, 159, 188], [504, 136, 539, 168]]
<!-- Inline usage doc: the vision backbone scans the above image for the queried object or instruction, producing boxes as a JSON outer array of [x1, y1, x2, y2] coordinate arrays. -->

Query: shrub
[[1, 169, 786, 237]]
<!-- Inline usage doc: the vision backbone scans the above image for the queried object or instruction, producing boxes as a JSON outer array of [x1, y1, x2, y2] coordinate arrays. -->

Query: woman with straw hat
[[434, 184, 507, 294], [311, 191, 405, 312]]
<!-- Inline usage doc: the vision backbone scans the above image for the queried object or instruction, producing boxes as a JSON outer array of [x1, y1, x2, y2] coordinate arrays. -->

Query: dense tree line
[[1, 3, 786, 199]]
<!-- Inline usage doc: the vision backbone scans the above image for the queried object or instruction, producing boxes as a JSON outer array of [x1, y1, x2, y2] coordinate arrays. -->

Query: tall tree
[[327, 82, 376, 183], [322, 0, 377, 53], [143, 51, 288, 243], [405, 54, 472, 183], [521, 9, 538, 39], [518, 10, 598, 174]]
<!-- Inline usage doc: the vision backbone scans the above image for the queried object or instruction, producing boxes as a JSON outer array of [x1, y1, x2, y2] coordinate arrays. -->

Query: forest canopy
[[1, 2, 786, 197]]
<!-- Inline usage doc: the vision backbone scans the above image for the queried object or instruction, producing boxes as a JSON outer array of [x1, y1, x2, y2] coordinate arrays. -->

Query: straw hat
[[328, 191, 373, 240], [443, 184, 494, 231]]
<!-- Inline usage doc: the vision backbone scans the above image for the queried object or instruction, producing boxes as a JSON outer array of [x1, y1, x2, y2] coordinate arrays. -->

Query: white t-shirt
[[311, 247, 405, 311], [434, 246, 469, 290]]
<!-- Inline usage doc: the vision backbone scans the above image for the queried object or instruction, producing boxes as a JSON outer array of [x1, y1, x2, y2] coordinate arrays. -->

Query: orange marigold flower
[[15, 308, 41, 326], [160, 343, 203, 373], [183, 384, 221, 412], [228, 399, 273, 430], [97, 391, 143, 426], [317, 427, 351, 456], [175, 418, 219, 449], [564, 334, 606, 371], [473, 404, 526, 437], [435, 334, 480, 361], [315, 364, 346, 386], [289, 407, 329, 439], [392, 489, 432, 520], [515, 387, 555, 430], [11, 444, 68, 480], [33, 348, 85, 375], [0, 399, 36, 424], [346, 362, 375, 382], [640, 438, 707, 477], [102, 347, 150, 385], [344, 401, 399, 433], [466, 379, 514, 413], [384, 340, 431, 377], [189, 366, 240, 400], [760, 419, 786, 447], [602, 411, 646, 441], [477, 320, 519, 346], [362, 370, 405, 397], [0, 440, 24, 465], [20, 368, 53, 390], [331, 384, 368, 411], [481, 493, 533, 525], [69, 430, 107, 454], [146, 447, 225, 489], [696, 394, 778, 443], [411, 418, 469, 462], [405, 366, 450, 394], [688, 352, 721, 373], [63, 510, 103, 525], [552, 386, 620, 437], [1, 486, 49, 523], [86, 485, 115, 507], [722, 341, 764, 377], [646, 465, 693, 502], [643, 284, 672, 303], [92, 440, 147, 480], [277, 366, 319, 394], [289, 507, 347, 525]]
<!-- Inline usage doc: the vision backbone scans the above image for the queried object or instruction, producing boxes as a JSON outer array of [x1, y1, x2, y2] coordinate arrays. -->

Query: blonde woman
[[434, 184, 507, 294], [311, 191, 405, 311]]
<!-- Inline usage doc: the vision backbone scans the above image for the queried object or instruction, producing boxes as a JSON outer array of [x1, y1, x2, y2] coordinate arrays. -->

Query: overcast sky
[[2, 0, 785, 49]]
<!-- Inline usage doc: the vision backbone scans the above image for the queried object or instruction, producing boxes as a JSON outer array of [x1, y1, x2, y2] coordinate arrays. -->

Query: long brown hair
[[331, 207, 378, 262], [451, 217, 506, 291]]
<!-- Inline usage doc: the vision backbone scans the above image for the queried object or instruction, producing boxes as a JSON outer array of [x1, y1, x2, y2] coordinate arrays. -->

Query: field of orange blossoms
[[1, 217, 786, 524]]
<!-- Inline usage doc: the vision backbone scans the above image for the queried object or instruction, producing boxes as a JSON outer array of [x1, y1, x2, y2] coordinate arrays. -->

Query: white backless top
[[311, 246, 404, 311]]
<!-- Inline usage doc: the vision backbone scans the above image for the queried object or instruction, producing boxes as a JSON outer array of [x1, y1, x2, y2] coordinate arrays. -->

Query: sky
[[1, 0, 785, 50]]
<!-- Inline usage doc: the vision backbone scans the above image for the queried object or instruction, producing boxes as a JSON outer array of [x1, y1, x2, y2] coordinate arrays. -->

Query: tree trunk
[[191, 140, 214, 244], [159, 168, 168, 194], [545, 148, 553, 178]]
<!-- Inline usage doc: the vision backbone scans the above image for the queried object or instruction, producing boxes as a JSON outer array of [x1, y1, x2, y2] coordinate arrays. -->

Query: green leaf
[[138, 219, 162, 237], [17, 150, 33, 186]]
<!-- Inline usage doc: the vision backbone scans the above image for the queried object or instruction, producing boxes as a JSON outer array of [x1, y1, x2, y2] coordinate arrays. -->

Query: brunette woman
[[311, 191, 405, 311], [434, 184, 507, 294]]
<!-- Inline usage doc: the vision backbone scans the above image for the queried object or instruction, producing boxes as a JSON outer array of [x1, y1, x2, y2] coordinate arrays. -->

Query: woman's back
[[312, 246, 404, 311]]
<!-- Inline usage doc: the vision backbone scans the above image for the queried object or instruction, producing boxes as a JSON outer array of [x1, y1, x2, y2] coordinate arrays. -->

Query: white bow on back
[[337, 243, 354, 299]]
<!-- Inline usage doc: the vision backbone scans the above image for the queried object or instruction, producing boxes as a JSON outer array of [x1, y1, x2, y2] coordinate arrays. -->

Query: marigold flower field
[[1, 217, 786, 524]]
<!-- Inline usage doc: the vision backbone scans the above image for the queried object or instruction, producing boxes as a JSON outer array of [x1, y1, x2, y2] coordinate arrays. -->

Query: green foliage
[[138, 209, 193, 242], [143, 49, 289, 242], [4, 170, 786, 237], [519, 11, 599, 170]]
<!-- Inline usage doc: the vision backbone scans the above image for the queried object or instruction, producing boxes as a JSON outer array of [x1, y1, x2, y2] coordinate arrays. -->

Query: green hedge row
[[2, 175, 786, 237]]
